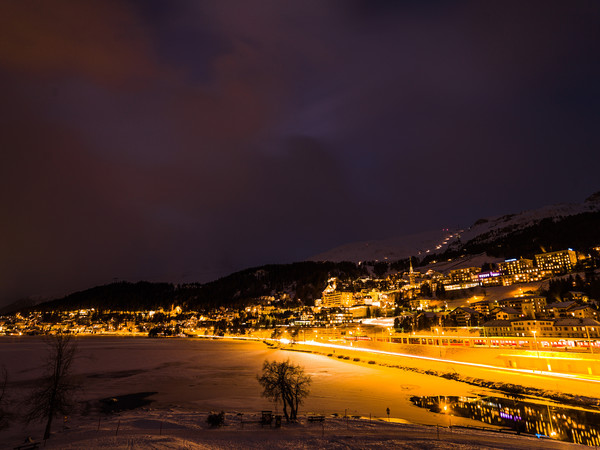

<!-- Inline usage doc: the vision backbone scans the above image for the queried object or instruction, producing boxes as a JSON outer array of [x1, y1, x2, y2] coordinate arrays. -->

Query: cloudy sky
[[1, 1, 599, 305]]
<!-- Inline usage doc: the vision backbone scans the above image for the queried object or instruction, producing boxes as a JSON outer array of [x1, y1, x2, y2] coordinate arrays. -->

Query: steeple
[[409, 257, 416, 286]]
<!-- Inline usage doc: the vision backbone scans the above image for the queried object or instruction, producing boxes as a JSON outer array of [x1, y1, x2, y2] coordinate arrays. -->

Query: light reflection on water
[[411, 394, 600, 446]]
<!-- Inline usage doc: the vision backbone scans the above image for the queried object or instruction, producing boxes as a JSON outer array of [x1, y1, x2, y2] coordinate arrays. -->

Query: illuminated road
[[195, 333, 600, 387], [275, 338, 600, 384]]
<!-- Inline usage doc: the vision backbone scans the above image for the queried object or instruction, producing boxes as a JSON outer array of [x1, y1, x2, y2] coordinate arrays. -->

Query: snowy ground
[[15, 411, 588, 449]]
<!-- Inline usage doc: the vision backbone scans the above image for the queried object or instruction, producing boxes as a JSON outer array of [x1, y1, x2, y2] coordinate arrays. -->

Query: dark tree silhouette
[[373, 262, 389, 278], [258, 360, 311, 422], [420, 282, 432, 297], [24, 334, 78, 440]]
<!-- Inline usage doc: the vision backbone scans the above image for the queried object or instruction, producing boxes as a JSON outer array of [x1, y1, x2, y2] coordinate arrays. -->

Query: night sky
[[1, 1, 600, 305]]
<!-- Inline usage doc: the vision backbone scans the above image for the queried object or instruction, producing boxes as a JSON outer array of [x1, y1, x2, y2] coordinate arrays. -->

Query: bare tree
[[24, 334, 78, 440], [258, 359, 311, 422]]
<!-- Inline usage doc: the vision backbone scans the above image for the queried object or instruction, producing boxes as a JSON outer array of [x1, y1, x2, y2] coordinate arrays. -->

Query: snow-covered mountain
[[310, 229, 459, 263], [311, 192, 600, 263], [452, 192, 600, 249]]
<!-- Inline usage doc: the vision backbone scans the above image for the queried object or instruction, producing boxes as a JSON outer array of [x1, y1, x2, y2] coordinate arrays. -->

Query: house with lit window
[[448, 307, 481, 327], [471, 299, 493, 315], [477, 271, 503, 287], [552, 318, 600, 338], [482, 319, 512, 337], [321, 291, 355, 308], [482, 317, 600, 338], [493, 306, 522, 321], [566, 304, 599, 320], [566, 291, 590, 303], [449, 267, 481, 284], [497, 296, 546, 319], [511, 319, 555, 337], [546, 301, 577, 318], [535, 249, 578, 274], [499, 258, 534, 275]]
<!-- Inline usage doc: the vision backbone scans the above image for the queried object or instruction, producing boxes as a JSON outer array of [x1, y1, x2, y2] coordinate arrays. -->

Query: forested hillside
[[34, 261, 366, 312]]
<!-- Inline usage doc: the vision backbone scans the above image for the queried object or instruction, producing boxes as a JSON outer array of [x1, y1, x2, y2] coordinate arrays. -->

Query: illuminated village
[[5, 247, 600, 351]]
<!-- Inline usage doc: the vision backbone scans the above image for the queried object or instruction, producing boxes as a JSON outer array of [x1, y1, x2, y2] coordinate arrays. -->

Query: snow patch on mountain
[[454, 195, 600, 247], [311, 192, 600, 264], [420, 253, 504, 274], [310, 229, 459, 263]]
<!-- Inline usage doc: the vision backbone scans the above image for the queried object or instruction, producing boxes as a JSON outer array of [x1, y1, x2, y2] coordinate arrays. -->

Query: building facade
[[535, 249, 578, 273], [449, 267, 481, 284], [483, 317, 600, 338], [499, 258, 534, 275]]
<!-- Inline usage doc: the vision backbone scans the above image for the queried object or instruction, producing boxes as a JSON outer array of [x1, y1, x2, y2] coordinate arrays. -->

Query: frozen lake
[[3, 336, 600, 446], [0, 336, 485, 424]]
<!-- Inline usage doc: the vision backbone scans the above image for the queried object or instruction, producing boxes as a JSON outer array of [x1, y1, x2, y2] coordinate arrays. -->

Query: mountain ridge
[[10, 192, 600, 313], [313, 192, 600, 264]]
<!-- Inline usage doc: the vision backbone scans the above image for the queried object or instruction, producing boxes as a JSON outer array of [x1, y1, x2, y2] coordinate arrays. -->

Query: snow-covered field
[[0, 337, 592, 448]]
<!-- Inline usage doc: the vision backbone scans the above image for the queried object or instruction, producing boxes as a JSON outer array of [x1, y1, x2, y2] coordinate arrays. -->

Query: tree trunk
[[292, 393, 299, 421], [285, 392, 296, 421], [43, 407, 54, 440], [282, 398, 289, 422], [44, 375, 58, 440]]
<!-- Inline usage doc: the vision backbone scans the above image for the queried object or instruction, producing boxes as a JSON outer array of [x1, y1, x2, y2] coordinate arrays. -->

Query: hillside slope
[[34, 261, 366, 312], [311, 229, 459, 263], [313, 192, 600, 264], [452, 192, 600, 250]]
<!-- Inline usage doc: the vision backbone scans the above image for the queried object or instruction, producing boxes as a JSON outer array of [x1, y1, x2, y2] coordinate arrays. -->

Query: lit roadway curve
[[201, 334, 600, 385], [286, 339, 600, 384]]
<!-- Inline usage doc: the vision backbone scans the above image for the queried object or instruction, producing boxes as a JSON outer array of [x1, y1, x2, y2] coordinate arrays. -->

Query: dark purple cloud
[[1, 1, 599, 304]]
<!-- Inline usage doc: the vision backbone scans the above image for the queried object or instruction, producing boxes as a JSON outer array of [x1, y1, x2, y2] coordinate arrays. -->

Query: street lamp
[[532, 330, 540, 362], [585, 326, 594, 355], [435, 328, 442, 358], [482, 326, 489, 347]]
